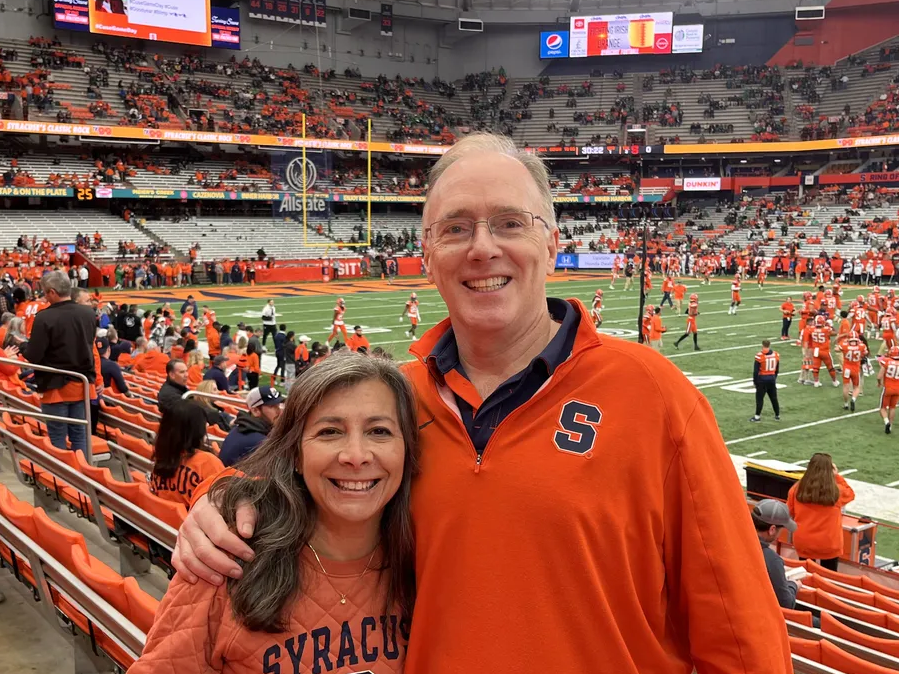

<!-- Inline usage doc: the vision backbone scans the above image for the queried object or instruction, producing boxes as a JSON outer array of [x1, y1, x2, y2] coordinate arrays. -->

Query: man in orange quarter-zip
[[171, 133, 792, 674]]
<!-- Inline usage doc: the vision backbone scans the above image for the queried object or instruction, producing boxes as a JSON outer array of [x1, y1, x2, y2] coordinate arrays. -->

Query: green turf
[[140, 273, 899, 535]]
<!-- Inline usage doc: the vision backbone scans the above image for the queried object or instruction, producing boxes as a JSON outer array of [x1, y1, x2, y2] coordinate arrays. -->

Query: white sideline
[[725, 408, 881, 446]]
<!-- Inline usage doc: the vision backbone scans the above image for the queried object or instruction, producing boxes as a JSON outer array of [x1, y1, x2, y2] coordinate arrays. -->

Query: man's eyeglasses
[[424, 210, 550, 247]]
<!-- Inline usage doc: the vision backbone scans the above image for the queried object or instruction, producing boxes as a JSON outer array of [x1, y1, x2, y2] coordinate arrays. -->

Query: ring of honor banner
[[381, 3, 393, 36], [251, 0, 301, 23], [314, 0, 327, 27], [272, 151, 332, 225], [301, 0, 314, 25]]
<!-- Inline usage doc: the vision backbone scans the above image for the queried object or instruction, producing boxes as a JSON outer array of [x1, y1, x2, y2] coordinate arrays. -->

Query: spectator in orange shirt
[[245, 342, 261, 389], [672, 281, 687, 313], [149, 401, 225, 509], [131, 353, 416, 674], [787, 453, 855, 571], [186, 349, 205, 386], [346, 325, 371, 353], [134, 342, 169, 376]]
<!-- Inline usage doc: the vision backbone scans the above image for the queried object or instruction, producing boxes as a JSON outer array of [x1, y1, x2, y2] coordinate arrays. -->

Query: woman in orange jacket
[[787, 453, 855, 571], [245, 342, 260, 390]]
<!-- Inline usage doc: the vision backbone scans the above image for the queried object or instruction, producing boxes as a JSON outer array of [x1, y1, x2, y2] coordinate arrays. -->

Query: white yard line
[[694, 369, 803, 389], [886, 480, 899, 488], [839, 469, 859, 476], [725, 409, 881, 446], [669, 343, 767, 359], [746, 451, 768, 458]]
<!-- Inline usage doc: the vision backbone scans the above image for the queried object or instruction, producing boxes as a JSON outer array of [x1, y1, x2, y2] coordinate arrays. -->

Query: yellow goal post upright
[[301, 113, 373, 249]]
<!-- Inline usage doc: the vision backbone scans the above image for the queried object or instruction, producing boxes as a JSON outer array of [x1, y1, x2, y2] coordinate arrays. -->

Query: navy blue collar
[[429, 297, 578, 379]]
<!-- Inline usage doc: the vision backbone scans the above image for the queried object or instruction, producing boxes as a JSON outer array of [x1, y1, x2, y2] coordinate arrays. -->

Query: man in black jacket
[[202, 355, 231, 392], [25, 271, 97, 452], [220, 386, 283, 466], [118, 304, 142, 342], [157, 359, 189, 413], [96, 337, 128, 395]]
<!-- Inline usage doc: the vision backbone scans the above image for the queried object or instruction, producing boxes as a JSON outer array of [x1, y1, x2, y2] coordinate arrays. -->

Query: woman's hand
[[3, 345, 19, 359], [172, 494, 258, 585]]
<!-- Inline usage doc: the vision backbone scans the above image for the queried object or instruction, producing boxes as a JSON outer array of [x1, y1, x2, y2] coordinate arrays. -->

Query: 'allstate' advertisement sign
[[540, 31, 570, 59], [556, 253, 578, 269]]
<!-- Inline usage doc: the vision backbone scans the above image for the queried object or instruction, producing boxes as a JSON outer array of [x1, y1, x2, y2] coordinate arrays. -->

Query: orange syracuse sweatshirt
[[130, 547, 406, 674], [787, 473, 855, 560]]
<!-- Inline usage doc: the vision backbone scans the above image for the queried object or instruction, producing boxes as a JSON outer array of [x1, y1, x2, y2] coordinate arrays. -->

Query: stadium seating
[[0, 209, 153, 253], [0, 482, 151, 670]]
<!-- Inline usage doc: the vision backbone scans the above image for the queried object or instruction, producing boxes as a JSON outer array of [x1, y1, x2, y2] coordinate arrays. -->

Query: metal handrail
[[0, 513, 146, 661], [0, 426, 177, 550], [0, 356, 94, 462]]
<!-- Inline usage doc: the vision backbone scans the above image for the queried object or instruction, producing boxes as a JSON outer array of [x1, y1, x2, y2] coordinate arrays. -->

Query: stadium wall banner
[[4, 120, 899, 157], [555, 253, 578, 269], [577, 253, 619, 269], [682, 177, 722, 191], [0, 187, 73, 197]]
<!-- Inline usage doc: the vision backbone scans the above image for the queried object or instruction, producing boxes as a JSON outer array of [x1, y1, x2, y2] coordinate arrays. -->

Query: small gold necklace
[[307, 543, 379, 605]]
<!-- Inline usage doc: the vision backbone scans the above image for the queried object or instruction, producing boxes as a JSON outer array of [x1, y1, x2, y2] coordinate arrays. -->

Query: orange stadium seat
[[805, 575, 876, 607], [806, 560, 866, 588], [874, 594, 899, 615], [32, 508, 89, 570], [790, 636, 823, 661], [781, 607, 814, 627], [815, 589, 892, 628], [862, 576, 899, 602], [107, 428, 154, 460], [819, 638, 898, 674], [137, 483, 186, 529], [103, 474, 141, 503], [124, 578, 159, 634], [820, 612, 899, 658], [0, 482, 37, 539]]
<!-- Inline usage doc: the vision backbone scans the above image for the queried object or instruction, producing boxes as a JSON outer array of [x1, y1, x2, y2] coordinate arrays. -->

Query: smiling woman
[[130, 351, 419, 674]]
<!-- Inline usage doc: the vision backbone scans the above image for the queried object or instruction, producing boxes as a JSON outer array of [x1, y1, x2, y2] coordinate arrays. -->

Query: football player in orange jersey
[[840, 332, 868, 412], [798, 314, 815, 385], [867, 288, 881, 339], [728, 273, 742, 315], [821, 288, 838, 320], [660, 274, 675, 309], [780, 297, 795, 341], [327, 298, 348, 344], [400, 292, 421, 341], [796, 291, 815, 348], [756, 262, 767, 289], [673, 293, 700, 351], [590, 288, 603, 328], [878, 308, 897, 356], [877, 345, 899, 434], [641, 306, 653, 343], [851, 295, 869, 338], [810, 315, 839, 388], [610, 255, 622, 289], [672, 280, 687, 313], [17, 293, 49, 338]]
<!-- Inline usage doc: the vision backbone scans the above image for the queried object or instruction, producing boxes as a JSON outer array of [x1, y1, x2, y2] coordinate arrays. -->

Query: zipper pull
[[474, 453, 482, 474]]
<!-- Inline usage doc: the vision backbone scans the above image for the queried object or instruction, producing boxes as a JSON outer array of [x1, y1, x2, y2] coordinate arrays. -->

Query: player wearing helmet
[[840, 332, 868, 412], [673, 293, 700, 351], [728, 274, 742, 315], [641, 305, 653, 344], [591, 288, 603, 328], [796, 291, 815, 347], [756, 261, 767, 289], [610, 255, 622, 289], [327, 297, 348, 344], [401, 293, 421, 341], [878, 307, 897, 356], [810, 314, 839, 388], [780, 297, 795, 341], [877, 345, 899, 434]]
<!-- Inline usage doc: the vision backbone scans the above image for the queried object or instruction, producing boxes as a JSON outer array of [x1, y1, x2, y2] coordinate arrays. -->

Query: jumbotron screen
[[52, 0, 240, 49], [569, 12, 673, 57]]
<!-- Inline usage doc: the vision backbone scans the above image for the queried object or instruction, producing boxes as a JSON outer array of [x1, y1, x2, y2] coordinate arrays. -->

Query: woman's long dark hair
[[151, 402, 209, 479], [209, 351, 419, 633]]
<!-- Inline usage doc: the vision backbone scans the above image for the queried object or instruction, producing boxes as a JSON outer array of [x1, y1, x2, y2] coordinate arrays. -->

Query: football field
[[130, 272, 899, 558]]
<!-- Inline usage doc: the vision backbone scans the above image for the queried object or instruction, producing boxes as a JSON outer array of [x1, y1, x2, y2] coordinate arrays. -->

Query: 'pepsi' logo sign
[[540, 30, 569, 59]]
